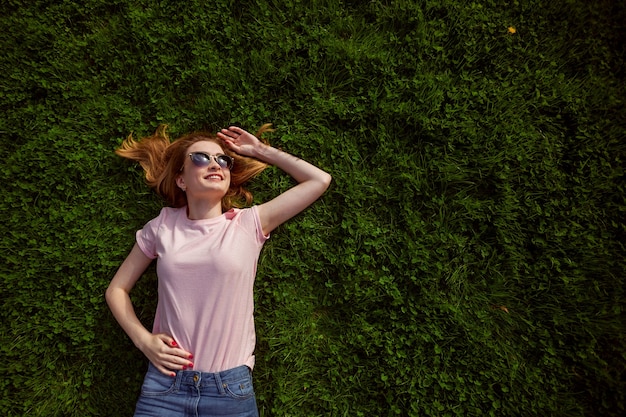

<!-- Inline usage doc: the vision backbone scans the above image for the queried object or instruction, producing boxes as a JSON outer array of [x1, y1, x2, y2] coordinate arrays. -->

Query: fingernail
[[170, 372, 176, 377], [182, 366, 187, 370], [188, 354, 194, 359], [189, 362, 194, 368], [171, 341, 177, 347]]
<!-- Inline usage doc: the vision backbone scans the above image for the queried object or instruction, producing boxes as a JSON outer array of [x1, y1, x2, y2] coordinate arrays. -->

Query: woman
[[106, 124, 331, 417]]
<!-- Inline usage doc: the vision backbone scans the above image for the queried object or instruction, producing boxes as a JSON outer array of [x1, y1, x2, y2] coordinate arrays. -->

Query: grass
[[1, 0, 625, 415]]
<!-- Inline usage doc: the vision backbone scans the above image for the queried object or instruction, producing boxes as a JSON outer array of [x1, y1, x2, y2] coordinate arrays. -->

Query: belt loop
[[173, 369, 183, 391], [215, 370, 226, 394]]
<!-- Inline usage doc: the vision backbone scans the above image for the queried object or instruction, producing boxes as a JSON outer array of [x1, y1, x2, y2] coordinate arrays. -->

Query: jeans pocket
[[140, 365, 176, 397], [223, 371, 255, 400]]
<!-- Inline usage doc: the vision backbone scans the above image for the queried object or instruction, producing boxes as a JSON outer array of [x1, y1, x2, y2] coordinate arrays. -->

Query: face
[[176, 140, 231, 200]]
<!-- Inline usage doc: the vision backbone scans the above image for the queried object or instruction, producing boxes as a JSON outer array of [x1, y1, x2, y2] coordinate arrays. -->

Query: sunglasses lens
[[216, 155, 233, 169], [190, 153, 210, 167], [189, 153, 233, 169]]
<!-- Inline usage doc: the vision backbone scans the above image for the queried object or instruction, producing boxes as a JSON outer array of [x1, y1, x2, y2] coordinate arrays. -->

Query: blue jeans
[[134, 363, 259, 417]]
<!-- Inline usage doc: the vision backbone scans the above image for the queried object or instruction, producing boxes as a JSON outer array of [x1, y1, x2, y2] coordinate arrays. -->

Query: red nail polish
[[189, 362, 194, 368], [171, 341, 177, 347], [182, 366, 187, 370], [188, 354, 194, 359], [170, 372, 176, 377]]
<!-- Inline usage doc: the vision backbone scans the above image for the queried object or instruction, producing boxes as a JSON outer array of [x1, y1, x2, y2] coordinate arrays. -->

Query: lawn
[[1, 0, 624, 415]]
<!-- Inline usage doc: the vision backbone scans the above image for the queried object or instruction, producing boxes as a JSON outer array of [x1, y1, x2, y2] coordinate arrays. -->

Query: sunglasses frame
[[184, 152, 234, 171]]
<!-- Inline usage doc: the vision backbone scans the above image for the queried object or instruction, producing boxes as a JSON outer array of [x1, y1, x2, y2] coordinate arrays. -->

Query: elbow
[[104, 285, 114, 308], [321, 172, 332, 191], [105, 284, 121, 309]]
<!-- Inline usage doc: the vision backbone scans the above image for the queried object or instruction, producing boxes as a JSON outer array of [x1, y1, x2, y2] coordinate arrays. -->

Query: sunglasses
[[186, 152, 234, 170]]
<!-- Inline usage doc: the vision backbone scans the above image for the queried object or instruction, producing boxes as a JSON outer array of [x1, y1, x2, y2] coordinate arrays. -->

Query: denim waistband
[[149, 362, 251, 390]]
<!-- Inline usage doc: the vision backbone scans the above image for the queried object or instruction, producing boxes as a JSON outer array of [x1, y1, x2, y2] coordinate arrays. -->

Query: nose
[[206, 156, 221, 169]]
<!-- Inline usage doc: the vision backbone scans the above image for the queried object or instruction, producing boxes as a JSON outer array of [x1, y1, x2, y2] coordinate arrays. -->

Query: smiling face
[[176, 140, 231, 202]]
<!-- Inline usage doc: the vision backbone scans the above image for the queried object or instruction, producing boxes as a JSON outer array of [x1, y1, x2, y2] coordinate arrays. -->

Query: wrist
[[132, 328, 153, 351], [252, 142, 276, 162]]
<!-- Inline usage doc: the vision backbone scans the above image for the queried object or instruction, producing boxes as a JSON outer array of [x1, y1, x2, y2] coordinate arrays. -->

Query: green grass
[[1, 0, 625, 415]]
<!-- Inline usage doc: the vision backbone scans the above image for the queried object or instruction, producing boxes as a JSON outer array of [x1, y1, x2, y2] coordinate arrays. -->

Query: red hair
[[116, 124, 271, 211]]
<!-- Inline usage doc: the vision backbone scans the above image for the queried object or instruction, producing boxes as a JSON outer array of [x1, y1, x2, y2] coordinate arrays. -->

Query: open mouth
[[204, 174, 223, 180]]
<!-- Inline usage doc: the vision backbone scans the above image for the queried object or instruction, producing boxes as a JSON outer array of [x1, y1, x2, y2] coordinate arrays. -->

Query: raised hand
[[217, 126, 266, 158]]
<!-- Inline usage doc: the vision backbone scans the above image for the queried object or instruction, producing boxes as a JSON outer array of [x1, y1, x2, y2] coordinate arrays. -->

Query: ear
[[175, 175, 186, 191]]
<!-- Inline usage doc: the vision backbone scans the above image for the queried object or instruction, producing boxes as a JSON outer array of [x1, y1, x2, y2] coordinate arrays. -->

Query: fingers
[[225, 126, 245, 135], [147, 334, 195, 376], [161, 335, 190, 354], [159, 335, 194, 360], [218, 126, 250, 139], [217, 132, 238, 152], [216, 130, 231, 140], [218, 127, 236, 137]]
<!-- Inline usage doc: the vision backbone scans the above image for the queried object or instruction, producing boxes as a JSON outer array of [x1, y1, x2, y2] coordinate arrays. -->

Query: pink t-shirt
[[135, 206, 269, 372]]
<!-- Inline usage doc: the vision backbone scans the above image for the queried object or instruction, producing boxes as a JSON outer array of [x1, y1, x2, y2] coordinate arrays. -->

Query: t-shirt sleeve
[[136, 210, 165, 259]]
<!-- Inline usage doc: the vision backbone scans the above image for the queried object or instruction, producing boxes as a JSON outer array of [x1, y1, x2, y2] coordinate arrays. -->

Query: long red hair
[[116, 124, 272, 211]]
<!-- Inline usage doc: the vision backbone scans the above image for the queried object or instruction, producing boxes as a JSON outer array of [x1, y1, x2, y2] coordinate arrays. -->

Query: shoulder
[[225, 206, 268, 242], [142, 206, 185, 230], [224, 207, 247, 219], [155, 206, 185, 221], [223, 206, 258, 221]]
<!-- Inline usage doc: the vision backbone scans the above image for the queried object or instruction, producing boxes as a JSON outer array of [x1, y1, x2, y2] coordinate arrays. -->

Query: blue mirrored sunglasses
[[185, 152, 234, 170]]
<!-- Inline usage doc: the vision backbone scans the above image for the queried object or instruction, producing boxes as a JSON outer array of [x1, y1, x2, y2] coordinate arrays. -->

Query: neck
[[185, 197, 223, 220]]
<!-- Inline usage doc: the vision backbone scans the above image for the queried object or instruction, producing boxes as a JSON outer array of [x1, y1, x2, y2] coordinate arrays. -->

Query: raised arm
[[218, 126, 332, 235]]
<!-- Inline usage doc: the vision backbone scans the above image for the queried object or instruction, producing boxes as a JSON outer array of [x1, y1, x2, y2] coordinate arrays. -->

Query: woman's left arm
[[218, 126, 332, 235]]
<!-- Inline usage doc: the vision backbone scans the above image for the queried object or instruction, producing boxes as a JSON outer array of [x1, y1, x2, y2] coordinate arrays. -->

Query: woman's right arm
[[105, 243, 193, 376]]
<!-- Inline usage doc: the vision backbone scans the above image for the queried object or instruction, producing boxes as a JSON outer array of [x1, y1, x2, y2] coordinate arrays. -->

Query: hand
[[138, 333, 194, 376], [217, 126, 267, 158]]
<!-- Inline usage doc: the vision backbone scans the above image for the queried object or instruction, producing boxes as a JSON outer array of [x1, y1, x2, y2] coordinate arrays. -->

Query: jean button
[[193, 375, 199, 382]]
